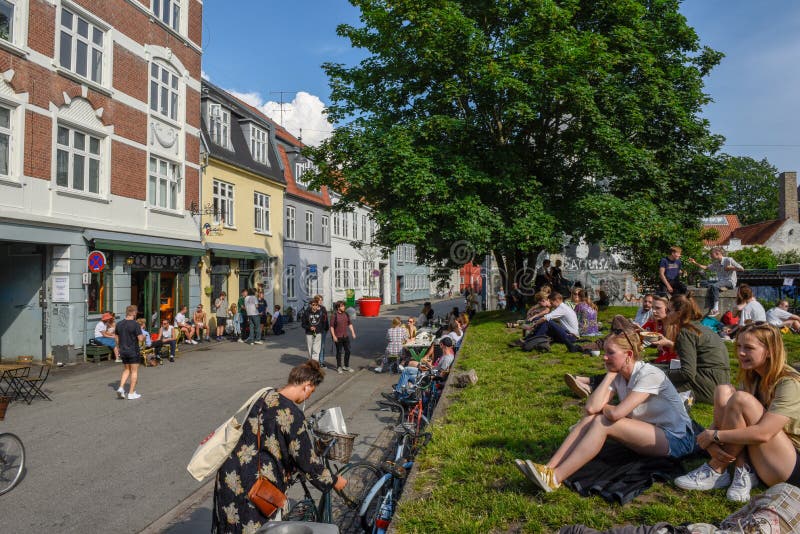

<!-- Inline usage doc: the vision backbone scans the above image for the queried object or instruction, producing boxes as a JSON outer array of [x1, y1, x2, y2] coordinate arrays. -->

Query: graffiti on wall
[[558, 239, 642, 305]]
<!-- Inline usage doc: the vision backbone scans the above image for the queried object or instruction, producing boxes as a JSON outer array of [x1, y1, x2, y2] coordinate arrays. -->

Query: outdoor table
[[0, 364, 31, 400], [404, 339, 436, 361]]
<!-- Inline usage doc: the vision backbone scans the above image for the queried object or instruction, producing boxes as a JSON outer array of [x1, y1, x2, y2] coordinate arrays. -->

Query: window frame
[[285, 264, 296, 300], [334, 257, 342, 289], [332, 212, 340, 236], [304, 211, 313, 243], [87, 255, 113, 313], [152, 0, 181, 33], [208, 103, 230, 149], [148, 155, 181, 211], [0, 103, 13, 179], [352, 212, 358, 240], [353, 259, 359, 289], [57, 5, 106, 85], [150, 60, 180, 122], [342, 212, 349, 238], [343, 258, 350, 288], [254, 191, 270, 234], [212, 179, 234, 227], [321, 215, 329, 244], [285, 205, 296, 240], [250, 125, 269, 164], [55, 122, 104, 196], [362, 215, 368, 243], [295, 158, 313, 187]]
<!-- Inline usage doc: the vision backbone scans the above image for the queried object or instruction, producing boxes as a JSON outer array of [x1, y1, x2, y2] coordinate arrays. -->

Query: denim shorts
[[663, 425, 695, 458]]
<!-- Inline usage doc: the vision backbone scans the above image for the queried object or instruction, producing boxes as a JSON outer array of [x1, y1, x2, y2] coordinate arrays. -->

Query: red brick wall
[[28, 0, 55, 58], [184, 165, 199, 210], [185, 87, 200, 130], [113, 44, 148, 103], [185, 134, 200, 166], [24, 111, 51, 180], [188, 0, 203, 47], [110, 140, 146, 200]]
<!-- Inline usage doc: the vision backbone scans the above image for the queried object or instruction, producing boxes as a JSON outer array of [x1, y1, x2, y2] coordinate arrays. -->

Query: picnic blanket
[[563, 440, 686, 505]]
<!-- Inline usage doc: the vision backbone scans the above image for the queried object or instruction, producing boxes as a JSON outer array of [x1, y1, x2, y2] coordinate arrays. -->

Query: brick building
[[0, 0, 203, 363]]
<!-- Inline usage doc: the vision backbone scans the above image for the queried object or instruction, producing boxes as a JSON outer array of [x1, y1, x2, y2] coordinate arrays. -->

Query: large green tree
[[716, 155, 779, 225], [309, 0, 725, 288]]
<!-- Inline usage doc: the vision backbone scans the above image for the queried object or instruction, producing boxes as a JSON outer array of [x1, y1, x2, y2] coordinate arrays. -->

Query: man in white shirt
[[174, 306, 197, 344], [688, 247, 744, 316], [530, 292, 581, 352], [766, 300, 800, 332], [633, 294, 654, 326], [243, 289, 262, 344]]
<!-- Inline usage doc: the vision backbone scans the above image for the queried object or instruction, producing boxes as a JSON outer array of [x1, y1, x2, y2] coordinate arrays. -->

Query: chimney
[[779, 171, 799, 222]]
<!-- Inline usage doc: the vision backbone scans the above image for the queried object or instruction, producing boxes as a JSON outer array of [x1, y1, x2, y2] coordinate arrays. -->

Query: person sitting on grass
[[674, 323, 800, 502], [640, 295, 678, 364], [766, 299, 800, 333], [574, 288, 601, 337], [633, 293, 655, 327], [528, 292, 580, 352], [508, 292, 552, 335], [516, 328, 694, 493]]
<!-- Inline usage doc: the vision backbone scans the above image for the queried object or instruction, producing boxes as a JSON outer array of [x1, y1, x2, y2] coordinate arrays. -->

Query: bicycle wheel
[[360, 481, 391, 533], [331, 462, 383, 529], [0, 433, 25, 495]]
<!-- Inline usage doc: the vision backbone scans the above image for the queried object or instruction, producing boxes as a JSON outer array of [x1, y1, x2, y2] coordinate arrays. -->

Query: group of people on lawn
[[513, 245, 800, 508]]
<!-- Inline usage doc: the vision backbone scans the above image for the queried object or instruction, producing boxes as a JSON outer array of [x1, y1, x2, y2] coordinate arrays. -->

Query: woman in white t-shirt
[[736, 284, 766, 324], [515, 328, 694, 493]]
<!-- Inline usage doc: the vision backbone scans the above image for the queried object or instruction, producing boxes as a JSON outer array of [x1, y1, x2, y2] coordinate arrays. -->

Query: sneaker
[[191, 339, 198, 345], [344, 366, 354, 373], [708, 309, 719, 317], [727, 464, 758, 502], [237, 339, 244, 343], [337, 367, 344, 374], [254, 341, 263, 345], [521, 460, 560, 492], [564, 374, 591, 399], [674, 463, 730, 491], [374, 367, 384, 373], [127, 392, 142, 400], [115, 357, 122, 362], [397, 364, 405, 372], [116, 387, 125, 399], [184, 340, 192, 345], [169, 356, 175, 362]]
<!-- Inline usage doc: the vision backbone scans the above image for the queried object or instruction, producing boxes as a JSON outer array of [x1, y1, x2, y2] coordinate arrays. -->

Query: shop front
[[201, 243, 274, 320]]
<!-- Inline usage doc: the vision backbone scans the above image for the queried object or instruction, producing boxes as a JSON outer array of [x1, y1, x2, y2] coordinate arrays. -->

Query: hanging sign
[[87, 251, 107, 273]]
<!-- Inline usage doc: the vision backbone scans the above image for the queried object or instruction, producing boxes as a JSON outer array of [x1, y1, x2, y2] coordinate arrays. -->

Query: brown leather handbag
[[247, 411, 287, 517]]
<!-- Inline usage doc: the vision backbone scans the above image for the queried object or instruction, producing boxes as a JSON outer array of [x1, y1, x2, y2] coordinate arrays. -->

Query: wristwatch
[[713, 430, 721, 443]]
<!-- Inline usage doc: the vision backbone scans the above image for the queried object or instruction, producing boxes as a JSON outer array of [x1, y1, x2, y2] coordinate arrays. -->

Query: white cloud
[[201, 70, 211, 81], [225, 88, 333, 146]]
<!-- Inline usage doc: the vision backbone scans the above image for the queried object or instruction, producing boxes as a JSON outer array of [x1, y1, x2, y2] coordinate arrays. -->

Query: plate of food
[[639, 331, 662, 344]]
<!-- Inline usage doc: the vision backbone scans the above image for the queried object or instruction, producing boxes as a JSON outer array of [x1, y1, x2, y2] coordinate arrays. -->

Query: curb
[[138, 369, 368, 534]]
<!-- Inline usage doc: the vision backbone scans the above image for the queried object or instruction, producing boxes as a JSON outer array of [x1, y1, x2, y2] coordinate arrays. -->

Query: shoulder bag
[[247, 408, 287, 517], [186, 386, 272, 481]]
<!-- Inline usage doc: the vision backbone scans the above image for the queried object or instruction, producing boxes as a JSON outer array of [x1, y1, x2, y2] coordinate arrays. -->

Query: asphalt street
[[0, 298, 462, 533]]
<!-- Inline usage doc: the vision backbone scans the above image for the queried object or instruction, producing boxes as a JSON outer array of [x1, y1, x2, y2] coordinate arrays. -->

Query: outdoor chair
[[19, 364, 51, 404]]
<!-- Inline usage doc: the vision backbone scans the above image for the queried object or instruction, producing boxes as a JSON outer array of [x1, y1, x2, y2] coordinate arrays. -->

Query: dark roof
[[728, 218, 788, 245], [200, 81, 286, 186], [277, 143, 331, 207]]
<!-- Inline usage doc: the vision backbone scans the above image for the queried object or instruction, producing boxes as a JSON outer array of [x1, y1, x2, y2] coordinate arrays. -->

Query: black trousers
[[335, 337, 351, 367]]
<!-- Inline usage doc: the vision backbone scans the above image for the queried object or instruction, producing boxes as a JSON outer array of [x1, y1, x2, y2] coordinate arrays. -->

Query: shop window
[[87, 259, 112, 313]]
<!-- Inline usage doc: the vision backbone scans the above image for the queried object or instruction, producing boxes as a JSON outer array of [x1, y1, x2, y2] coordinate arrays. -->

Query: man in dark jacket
[[301, 300, 323, 361]]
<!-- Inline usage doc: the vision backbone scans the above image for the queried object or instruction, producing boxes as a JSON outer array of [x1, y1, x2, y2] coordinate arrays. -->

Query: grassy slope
[[393, 307, 800, 534]]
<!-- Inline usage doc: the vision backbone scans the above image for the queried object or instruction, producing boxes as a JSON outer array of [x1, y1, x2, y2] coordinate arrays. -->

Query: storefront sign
[[52, 275, 69, 302], [87, 251, 107, 273]]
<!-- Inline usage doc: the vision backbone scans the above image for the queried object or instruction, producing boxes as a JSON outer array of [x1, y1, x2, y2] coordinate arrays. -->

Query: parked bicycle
[[0, 397, 25, 495], [284, 410, 382, 525]]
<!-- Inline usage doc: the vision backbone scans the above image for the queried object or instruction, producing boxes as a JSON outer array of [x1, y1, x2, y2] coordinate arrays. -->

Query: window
[[334, 258, 342, 289], [321, 216, 329, 244], [285, 206, 296, 240], [343, 259, 350, 288], [295, 158, 312, 187], [153, 0, 180, 32], [148, 156, 180, 210], [362, 262, 369, 289], [285, 265, 296, 300], [56, 124, 102, 194], [342, 213, 349, 238], [87, 258, 112, 313], [0, 0, 13, 42], [362, 215, 368, 243], [254, 192, 270, 233], [212, 179, 234, 226], [353, 260, 359, 289], [352, 212, 358, 240], [0, 105, 11, 177], [59, 8, 104, 84], [250, 126, 268, 164], [333, 212, 340, 236], [150, 61, 179, 121], [305, 211, 313, 242], [208, 104, 230, 149]]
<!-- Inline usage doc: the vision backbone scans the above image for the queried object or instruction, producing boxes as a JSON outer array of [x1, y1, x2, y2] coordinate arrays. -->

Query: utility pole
[[269, 91, 297, 127]]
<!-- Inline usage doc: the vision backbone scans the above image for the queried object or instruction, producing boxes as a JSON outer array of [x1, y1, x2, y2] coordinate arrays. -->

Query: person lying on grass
[[674, 322, 800, 502], [516, 328, 694, 492]]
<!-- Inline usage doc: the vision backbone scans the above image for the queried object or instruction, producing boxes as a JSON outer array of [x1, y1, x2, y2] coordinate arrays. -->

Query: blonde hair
[[604, 325, 643, 361], [391, 317, 402, 328], [736, 323, 800, 406]]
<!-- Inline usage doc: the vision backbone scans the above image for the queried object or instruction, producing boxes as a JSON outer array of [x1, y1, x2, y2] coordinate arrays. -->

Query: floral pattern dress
[[575, 302, 600, 336], [212, 390, 334, 534]]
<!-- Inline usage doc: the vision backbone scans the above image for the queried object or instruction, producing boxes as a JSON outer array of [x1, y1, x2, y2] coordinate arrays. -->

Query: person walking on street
[[115, 305, 145, 400], [237, 289, 248, 342], [243, 289, 262, 345], [214, 291, 228, 340], [330, 300, 356, 373], [301, 300, 324, 361]]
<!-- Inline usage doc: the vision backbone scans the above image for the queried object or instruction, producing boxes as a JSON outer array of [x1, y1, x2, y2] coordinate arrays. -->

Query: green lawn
[[393, 307, 800, 533]]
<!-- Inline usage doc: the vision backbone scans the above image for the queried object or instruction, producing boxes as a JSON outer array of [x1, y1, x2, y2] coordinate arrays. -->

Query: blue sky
[[202, 1, 800, 175]]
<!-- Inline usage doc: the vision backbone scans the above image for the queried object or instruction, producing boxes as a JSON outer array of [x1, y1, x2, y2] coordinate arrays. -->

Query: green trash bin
[[345, 289, 356, 308]]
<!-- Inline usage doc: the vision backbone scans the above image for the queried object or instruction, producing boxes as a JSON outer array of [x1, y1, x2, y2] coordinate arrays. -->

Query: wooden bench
[[84, 344, 112, 363]]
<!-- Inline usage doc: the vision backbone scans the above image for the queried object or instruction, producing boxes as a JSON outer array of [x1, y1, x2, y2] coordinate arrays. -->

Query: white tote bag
[[187, 386, 273, 481]]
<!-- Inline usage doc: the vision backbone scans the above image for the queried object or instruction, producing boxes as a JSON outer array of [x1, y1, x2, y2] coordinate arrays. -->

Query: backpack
[[521, 335, 551, 352], [186, 386, 273, 481]]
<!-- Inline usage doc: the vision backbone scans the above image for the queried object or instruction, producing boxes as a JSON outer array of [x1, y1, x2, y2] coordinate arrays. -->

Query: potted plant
[[204, 286, 213, 296], [357, 244, 384, 316]]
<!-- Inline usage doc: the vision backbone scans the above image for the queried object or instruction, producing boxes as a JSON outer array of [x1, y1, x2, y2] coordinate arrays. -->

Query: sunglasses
[[610, 328, 637, 351]]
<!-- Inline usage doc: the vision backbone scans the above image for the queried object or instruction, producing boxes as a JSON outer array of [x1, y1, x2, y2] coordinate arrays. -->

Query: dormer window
[[153, 0, 180, 32], [250, 126, 268, 164], [295, 158, 313, 187], [208, 103, 230, 149]]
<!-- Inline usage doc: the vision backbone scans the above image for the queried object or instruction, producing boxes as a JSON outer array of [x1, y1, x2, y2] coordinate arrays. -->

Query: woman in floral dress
[[212, 360, 346, 533], [574, 288, 601, 337]]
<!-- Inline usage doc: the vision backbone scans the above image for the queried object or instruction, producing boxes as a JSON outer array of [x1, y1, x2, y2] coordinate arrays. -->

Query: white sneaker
[[727, 464, 758, 502], [115, 357, 122, 362], [127, 392, 142, 400], [116, 387, 125, 399], [397, 364, 405, 372], [374, 367, 383, 373], [344, 367, 354, 373], [337, 367, 344, 374], [674, 463, 730, 491], [237, 339, 245, 343], [191, 339, 198, 345], [254, 341, 263, 345]]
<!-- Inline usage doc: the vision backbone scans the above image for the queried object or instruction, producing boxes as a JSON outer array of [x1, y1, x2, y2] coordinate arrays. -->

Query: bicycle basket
[[315, 430, 358, 463]]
